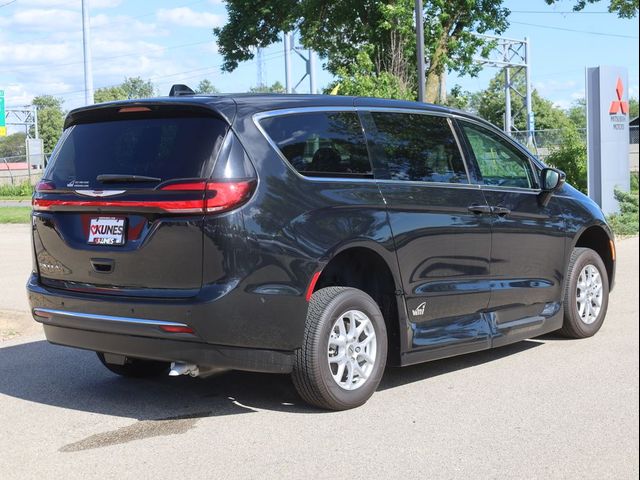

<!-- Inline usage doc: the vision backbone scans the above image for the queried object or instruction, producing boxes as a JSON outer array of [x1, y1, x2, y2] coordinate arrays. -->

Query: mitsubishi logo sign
[[609, 77, 629, 115], [586, 66, 630, 215]]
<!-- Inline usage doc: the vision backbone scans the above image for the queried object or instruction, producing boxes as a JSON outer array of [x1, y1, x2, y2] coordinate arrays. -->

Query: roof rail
[[169, 84, 195, 97]]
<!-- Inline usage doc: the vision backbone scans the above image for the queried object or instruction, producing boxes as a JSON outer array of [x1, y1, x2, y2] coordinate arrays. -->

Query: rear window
[[259, 112, 372, 177], [46, 117, 227, 189]]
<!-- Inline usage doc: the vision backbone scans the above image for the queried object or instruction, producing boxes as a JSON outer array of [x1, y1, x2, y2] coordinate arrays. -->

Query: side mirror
[[538, 168, 566, 207]]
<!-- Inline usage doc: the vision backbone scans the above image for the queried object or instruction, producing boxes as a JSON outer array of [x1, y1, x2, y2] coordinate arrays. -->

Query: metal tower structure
[[282, 31, 317, 94], [256, 47, 266, 89], [474, 34, 534, 146], [4, 106, 38, 139]]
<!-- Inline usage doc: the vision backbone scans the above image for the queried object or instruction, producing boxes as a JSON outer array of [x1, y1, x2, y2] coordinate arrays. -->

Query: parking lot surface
[[0, 228, 638, 479]]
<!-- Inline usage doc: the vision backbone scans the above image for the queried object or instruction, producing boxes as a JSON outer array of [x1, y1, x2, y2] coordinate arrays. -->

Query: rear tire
[[292, 287, 387, 410], [559, 247, 610, 338], [96, 352, 171, 378]]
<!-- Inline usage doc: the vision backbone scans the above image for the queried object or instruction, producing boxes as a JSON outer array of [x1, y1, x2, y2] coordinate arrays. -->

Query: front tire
[[292, 287, 388, 410], [559, 247, 610, 338], [96, 352, 171, 378]]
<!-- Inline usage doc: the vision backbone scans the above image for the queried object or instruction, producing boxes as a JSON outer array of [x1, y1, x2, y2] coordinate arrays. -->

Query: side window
[[460, 122, 536, 189], [260, 112, 372, 176], [367, 112, 468, 184]]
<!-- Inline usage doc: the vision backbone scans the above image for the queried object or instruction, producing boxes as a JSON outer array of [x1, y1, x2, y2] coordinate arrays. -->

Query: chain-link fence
[[0, 153, 50, 185], [512, 126, 638, 166]]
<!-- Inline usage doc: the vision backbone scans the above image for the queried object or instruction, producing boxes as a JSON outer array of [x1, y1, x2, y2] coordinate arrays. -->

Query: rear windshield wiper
[[96, 174, 162, 184]]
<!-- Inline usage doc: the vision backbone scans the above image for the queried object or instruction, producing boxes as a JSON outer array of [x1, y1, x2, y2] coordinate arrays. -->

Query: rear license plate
[[88, 217, 126, 245]]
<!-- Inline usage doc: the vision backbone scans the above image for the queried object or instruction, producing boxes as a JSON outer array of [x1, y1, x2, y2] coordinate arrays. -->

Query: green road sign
[[0, 90, 6, 136]]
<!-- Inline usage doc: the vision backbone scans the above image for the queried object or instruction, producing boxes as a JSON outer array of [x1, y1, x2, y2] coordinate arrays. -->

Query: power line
[[510, 10, 612, 14], [510, 21, 639, 39], [0, 0, 17, 8], [41, 50, 286, 102]]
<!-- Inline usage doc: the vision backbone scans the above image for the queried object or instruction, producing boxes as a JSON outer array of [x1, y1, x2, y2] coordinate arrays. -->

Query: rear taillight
[[158, 179, 255, 213], [35, 180, 56, 192], [204, 181, 255, 213]]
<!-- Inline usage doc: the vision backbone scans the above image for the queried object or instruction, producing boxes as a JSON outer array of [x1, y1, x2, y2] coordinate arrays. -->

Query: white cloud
[[156, 7, 224, 28], [18, 0, 122, 8], [8, 8, 80, 30], [0, 42, 74, 64]]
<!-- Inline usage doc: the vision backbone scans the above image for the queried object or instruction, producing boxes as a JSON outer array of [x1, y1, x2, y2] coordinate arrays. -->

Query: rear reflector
[[305, 271, 322, 302], [32, 308, 53, 319], [159, 325, 194, 334]]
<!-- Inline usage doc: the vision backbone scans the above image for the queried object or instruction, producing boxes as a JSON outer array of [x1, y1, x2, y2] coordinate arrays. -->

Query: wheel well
[[575, 226, 614, 287], [314, 247, 401, 365]]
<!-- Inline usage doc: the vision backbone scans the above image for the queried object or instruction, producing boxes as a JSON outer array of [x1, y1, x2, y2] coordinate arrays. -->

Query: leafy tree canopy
[[326, 50, 414, 100], [249, 81, 286, 93], [545, 0, 638, 18], [196, 79, 220, 94], [214, 0, 510, 102], [0, 132, 27, 158], [31, 95, 65, 153], [94, 77, 155, 103]]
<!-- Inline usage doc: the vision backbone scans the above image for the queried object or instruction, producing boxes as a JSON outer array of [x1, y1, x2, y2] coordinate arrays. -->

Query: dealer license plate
[[88, 217, 126, 245]]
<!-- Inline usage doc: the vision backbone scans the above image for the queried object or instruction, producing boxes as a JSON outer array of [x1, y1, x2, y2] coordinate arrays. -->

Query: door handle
[[491, 206, 511, 216], [468, 204, 493, 214]]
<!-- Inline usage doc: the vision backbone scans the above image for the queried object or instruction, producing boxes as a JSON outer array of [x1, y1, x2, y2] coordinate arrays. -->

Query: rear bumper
[[27, 275, 293, 374], [41, 324, 293, 374]]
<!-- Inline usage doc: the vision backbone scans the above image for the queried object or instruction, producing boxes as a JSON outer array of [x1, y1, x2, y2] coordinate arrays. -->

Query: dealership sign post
[[0, 90, 6, 137], [586, 66, 630, 215]]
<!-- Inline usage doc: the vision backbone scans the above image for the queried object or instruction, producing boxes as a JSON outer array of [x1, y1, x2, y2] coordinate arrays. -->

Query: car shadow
[[0, 338, 544, 420]]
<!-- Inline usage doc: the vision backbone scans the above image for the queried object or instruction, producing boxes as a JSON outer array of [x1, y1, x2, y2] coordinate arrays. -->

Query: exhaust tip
[[169, 362, 199, 377]]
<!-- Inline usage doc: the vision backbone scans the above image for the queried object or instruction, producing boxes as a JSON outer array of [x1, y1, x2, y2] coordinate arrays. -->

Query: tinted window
[[367, 112, 468, 183], [461, 122, 536, 189], [47, 117, 227, 188], [260, 112, 372, 176]]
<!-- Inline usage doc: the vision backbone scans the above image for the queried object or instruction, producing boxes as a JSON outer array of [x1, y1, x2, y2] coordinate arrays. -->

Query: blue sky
[[1, 0, 638, 115]]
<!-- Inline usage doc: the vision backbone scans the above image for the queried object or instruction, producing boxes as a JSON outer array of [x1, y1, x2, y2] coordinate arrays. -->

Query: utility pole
[[504, 58, 512, 135], [309, 49, 317, 94], [284, 32, 293, 93], [524, 37, 534, 146], [81, 0, 94, 105], [415, 0, 425, 103], [256, 48, 266, 89]]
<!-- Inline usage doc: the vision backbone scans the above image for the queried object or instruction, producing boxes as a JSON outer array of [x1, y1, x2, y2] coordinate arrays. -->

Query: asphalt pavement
[[0, 227, 637, 479]]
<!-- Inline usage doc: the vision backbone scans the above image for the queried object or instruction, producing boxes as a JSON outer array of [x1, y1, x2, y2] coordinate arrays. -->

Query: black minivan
[[28, 90, 615, 410]]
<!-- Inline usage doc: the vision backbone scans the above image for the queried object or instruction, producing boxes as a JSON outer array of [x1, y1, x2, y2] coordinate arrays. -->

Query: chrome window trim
[[33, 308, 190, 328], [375, 179, 480, 190], [253, 106, 474, 186]]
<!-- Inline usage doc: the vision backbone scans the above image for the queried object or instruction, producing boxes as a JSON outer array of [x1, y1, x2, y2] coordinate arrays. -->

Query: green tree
[[566, 98, 587, 130], [545, 126, 588, 193], [565, 96, 637, 130], [629, 97, 639, 118], [214, 0, 510, 103], [249, 81, 286, 93], [473, 69, 572, 131], [32, 95, 65, 153], [544, 0, 638, 18], [326, 50, 414, 100], [196, 79, 220, 94], [0, 132, 27, 158], [94, 77, 155, 103]]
